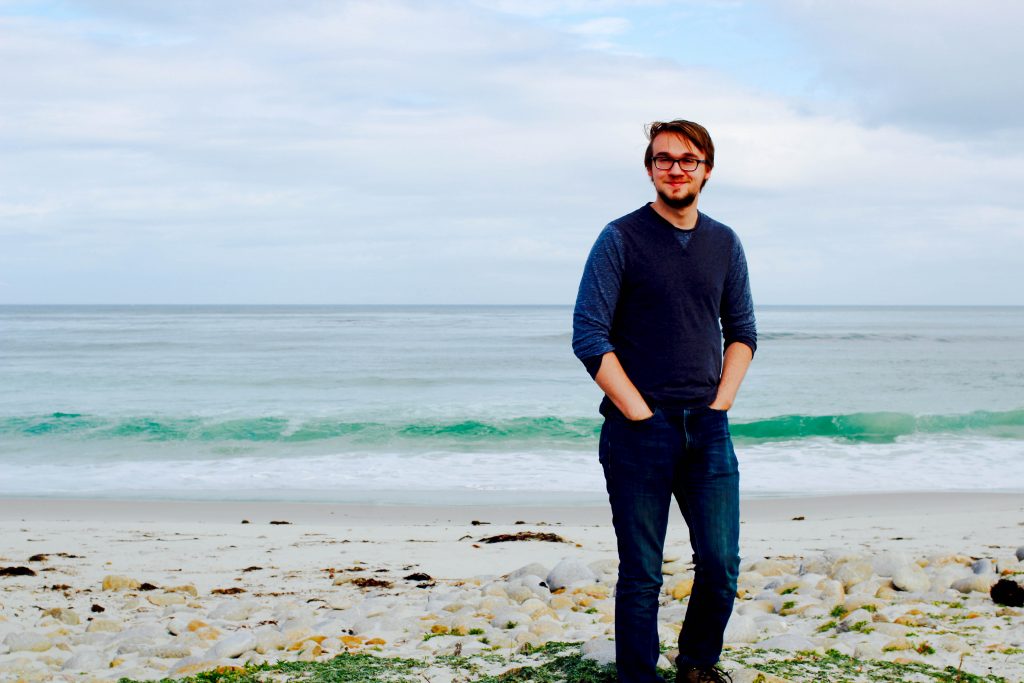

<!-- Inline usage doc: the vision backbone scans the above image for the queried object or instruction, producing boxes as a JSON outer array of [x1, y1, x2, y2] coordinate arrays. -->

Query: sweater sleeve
[[572, 224, 625, 378], [720, 236, 757, 355]]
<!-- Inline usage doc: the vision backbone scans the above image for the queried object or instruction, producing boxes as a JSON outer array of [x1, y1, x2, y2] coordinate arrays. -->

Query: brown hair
[[643, 120, 715, 171]]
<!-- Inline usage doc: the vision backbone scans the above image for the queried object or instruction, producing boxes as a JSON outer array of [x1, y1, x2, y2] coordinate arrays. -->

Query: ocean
[[1, 305, 1022, 504]]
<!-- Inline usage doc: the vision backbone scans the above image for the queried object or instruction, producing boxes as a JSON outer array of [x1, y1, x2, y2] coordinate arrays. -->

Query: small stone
[[670, 578, 694, 600], [41, 607, 79, 625], [972, 559, 993, 575], [891, 565, 930, 593], [831, 560, 873, 589], [102, 575, 141, 591], [581, 637, 616, 665], [1015, 546, 1024, 562], [756, 634, 819, 651], [87, 618, 124, 633], [990, 578, 1024, 607], [148, 592, 187, 606], [951, 575, 996, 594], [208, 631, 257, 659], [4, 632, 52, 652], [546, 558, 597, 591]]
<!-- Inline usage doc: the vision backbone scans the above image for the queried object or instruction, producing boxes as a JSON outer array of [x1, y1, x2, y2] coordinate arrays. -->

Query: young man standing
[[572, 120, 757, 683]]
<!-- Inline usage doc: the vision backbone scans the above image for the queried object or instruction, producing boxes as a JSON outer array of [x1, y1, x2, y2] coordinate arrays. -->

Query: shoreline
[[2, 492, 1022, 681]]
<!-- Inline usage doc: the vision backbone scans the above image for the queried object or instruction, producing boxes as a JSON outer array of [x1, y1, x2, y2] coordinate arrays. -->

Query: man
[[572, 120, 756, 683]]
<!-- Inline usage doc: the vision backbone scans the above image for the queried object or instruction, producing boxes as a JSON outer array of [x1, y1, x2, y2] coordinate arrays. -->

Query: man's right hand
[[594, 352, 655, 422]]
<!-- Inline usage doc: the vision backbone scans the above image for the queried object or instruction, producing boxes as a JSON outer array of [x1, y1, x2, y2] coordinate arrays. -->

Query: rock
[[41, 607, 80, 625], [546, 558, 596, 591], [581, 637, 616, 665], [972, 559, 993, 575], [148, 592, 187, 606], [508, 563, 549, 581], [208, 631, 258, 659], [756, 634, 819, 651], [891, 566, 930, 593], [831, 560, 873, 589], [102, 575, 141, 591], [4, 632, 51, 652], [61, 649, 107, 671], [669, 578, 694, 600], [991, 578, 1024, 607], [209, 600, 259, 621], [722, 614, 758, 644], [169, 655, 221, 677], [951, 575, 996, 594], [87, 618, 124, 633], [872, 551, 914, 577], [1016, 546, 1024, 562]]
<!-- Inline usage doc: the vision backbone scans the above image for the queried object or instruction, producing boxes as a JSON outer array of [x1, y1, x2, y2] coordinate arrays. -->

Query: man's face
[[646, 132, 712, 210]]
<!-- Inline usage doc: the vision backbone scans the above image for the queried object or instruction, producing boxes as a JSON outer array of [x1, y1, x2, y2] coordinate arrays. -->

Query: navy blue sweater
[[572, 204, 756, 414]]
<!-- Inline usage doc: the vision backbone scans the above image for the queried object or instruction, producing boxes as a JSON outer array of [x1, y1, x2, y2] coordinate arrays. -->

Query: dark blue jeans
[[599, 406, 740, 683]]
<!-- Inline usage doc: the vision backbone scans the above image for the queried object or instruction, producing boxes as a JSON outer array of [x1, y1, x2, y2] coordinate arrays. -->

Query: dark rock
[[991, 578, 1024, 607], [0, 566, 36, 576], [478, 531, 569, 544], [138, 582, 159, 591], [91, 604, 105, 613]]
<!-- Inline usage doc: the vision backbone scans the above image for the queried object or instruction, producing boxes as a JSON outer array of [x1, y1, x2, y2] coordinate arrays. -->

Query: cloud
[[769, 0, 1024, 134], [0, 0, 1021, 304]]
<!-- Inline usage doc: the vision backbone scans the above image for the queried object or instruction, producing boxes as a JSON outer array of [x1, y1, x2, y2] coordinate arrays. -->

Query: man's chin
[[657, 189, 697, 210]]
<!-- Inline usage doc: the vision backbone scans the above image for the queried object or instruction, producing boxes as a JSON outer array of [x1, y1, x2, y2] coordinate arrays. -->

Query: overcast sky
[[2, 0, 1022, 304]]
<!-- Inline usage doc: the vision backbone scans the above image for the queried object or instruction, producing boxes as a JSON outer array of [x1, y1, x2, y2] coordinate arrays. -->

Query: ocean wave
[[2, 409, 1022, 446]]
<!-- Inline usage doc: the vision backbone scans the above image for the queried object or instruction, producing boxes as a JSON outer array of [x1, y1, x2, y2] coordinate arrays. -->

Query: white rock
[[722, 614, 758, 644], [872, 551, 914, 577], [756, 634, 818, 651], [891, 565, 930, 593], [581, 637, 616, 665], [209, 600, 259, 621], [546, 558, 597, 591], [951, 575, 996, 594], [831, 560, 873, 589], [207, 630, 257, 659], [508, 563, 549, 581], [61, 649, 107, 671], [972, 559, 993, 575], [4, 632, 51, 652]]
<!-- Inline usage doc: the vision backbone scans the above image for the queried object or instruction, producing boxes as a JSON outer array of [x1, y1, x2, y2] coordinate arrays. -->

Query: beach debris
[[242, 565, 263, 572], [0, 565, 36, 576], [49, 583, 71, 590], [478, 531, 569, 544], [212, 587, 246, 595], [138, 582, 159, 590], [791, 516, 805, 521], [91, 603, 105, 612], [270, 520, 292, 525], [347, 576, 393, 589], [404, 572, 432, 581], [241, 519, 250, 524], [990, 578, 1024, 607], [101, 574, 140, 591], [470, 520, 490, 525], [28, 553, 48, 562]]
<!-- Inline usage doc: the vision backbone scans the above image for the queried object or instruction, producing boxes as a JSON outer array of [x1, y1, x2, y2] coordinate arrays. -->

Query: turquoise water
[[2, 305, 1022, 502]]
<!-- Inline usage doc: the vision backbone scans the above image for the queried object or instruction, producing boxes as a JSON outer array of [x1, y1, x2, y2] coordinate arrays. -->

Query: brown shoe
[[676, 664, 733, 683]]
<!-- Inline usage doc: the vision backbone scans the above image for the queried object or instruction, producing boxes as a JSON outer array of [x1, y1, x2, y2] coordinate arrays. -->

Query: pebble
[[545, 558, 596, 591]]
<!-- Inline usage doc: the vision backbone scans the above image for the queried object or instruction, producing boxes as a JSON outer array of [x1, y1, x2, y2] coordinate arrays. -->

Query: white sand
[[1, 493, 1022, 682]]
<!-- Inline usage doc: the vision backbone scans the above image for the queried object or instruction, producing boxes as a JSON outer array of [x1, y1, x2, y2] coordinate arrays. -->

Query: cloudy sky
[[2, 0, 1022, 304]]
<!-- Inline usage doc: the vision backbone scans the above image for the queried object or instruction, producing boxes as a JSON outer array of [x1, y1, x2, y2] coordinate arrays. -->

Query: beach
[[2, 493, 1023, 681]]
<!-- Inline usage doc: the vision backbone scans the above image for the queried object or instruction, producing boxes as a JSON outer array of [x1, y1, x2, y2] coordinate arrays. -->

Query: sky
[[1, 0, 1022, 305]]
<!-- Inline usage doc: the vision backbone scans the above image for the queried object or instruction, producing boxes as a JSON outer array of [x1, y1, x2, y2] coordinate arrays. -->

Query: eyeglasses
[[652, 156, 706, 172]]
